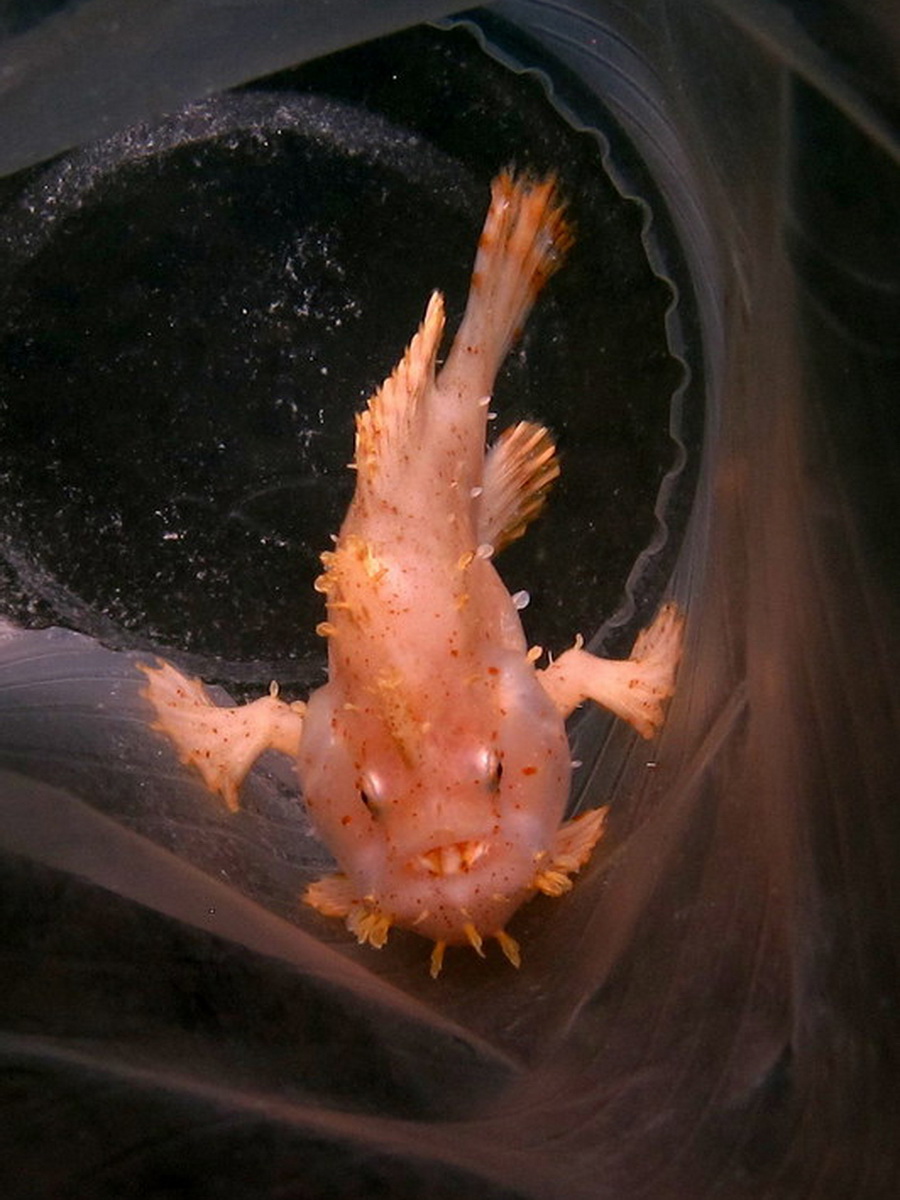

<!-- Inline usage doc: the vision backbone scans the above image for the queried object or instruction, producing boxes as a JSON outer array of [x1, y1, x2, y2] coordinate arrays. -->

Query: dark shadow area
[[0, 2, 898, 1198], [0, 24, 687, 684]]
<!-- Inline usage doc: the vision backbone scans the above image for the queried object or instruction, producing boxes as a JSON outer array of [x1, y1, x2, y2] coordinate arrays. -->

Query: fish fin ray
[[354, 290, 445, 490], [477, 420, 559, 550]]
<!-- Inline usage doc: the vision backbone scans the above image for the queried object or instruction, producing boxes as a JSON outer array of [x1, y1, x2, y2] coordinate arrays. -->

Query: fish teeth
[[461, 840, 488, 869], [415, 840, 489, 876]]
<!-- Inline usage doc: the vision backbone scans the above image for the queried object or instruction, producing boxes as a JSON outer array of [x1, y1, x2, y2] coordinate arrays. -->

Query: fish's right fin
[[139, 661, 305, 812]]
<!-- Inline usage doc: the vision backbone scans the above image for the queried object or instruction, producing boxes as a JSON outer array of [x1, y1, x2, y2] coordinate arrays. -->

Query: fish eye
[[359, 771, 386, 813], [481, 750, 503, 793]]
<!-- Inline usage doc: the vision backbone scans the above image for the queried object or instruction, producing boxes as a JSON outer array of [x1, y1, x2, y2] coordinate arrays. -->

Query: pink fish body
[[142, 173, 683, 976]]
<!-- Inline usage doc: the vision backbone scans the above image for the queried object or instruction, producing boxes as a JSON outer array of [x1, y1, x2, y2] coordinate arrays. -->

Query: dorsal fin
[[353, 290, 445, 487], [477, 420, 560, 552]]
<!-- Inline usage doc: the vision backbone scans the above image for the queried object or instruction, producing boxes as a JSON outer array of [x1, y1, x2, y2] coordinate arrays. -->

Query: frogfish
[[141, 171, 683, 978]]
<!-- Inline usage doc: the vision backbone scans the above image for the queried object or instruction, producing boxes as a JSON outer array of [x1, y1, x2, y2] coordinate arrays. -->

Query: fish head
[[298, 651, 571, 947]]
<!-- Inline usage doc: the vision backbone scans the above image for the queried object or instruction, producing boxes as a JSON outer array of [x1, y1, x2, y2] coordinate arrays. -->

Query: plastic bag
[[1, 3, 898, 1196]]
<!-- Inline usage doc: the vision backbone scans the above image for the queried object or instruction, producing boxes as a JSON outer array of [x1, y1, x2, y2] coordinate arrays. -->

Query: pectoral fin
[[539, 602, 684, 735], [534, 806, 609, 897], [139, 661, 305, 811]]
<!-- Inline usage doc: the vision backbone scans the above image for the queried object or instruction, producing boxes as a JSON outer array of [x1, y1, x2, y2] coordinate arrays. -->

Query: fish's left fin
[[354, 290, 445, 489], [477, 420, 560, 551], [539, 603, 684, 735], [534, 805, 608, 896]]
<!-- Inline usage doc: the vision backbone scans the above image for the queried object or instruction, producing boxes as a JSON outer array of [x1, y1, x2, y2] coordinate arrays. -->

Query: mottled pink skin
[[141, 174, 680, 967], [300, 575, 571, 944], [300, 292, 573, 945], [293, 176, 580, 946]]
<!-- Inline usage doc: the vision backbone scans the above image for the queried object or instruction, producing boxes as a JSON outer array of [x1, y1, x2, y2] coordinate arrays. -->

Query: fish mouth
[[411, 839, 489, 877]]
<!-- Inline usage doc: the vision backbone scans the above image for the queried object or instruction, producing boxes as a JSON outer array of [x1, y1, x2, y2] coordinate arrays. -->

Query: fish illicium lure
[[141, 171, 684, 978]]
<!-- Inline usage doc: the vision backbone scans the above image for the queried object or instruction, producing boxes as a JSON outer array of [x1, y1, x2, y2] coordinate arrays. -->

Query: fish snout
[[389, 789, 502, 878], [395, 811, 496, 878]]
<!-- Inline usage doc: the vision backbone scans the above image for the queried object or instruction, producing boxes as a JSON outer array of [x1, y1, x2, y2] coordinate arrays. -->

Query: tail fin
[[439, 171, 573, 399]]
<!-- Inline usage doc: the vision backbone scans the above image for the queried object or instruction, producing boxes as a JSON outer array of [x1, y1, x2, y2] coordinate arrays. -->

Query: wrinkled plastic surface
[[0, 0, 465, 176], [2, 2, 899, 1198]]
